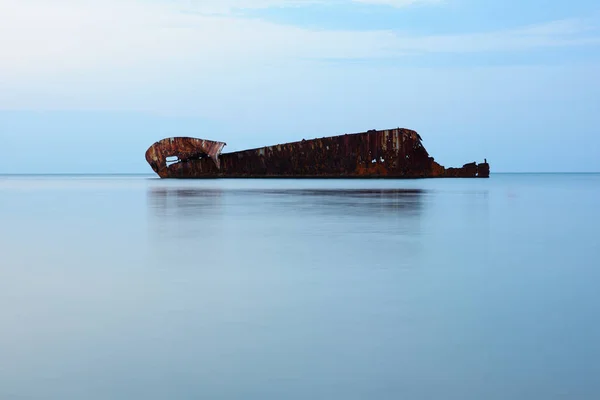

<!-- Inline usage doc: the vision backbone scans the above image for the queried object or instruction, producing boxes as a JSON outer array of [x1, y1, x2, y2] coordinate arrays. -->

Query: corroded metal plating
[[145, 128, 490, 179], [145, 137, 226, 178]]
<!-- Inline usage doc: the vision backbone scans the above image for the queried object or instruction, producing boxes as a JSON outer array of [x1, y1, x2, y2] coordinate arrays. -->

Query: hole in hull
[[166, 156, 179, 167]]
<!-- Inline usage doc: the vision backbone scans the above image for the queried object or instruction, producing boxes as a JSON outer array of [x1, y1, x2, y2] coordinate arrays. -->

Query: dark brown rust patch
[[145, 128, 490, 179], [145, 137, 226, 178]]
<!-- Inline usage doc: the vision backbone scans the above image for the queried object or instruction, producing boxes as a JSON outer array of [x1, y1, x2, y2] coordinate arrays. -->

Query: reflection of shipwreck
[[145, 128, 490, 179]]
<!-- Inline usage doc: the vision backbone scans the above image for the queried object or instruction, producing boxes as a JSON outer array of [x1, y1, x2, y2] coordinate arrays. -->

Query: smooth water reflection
[[1, 175, 599, 399]]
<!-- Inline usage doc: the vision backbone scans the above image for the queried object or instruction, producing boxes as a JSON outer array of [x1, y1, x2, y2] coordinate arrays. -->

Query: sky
[[0, 0, 599, 173]]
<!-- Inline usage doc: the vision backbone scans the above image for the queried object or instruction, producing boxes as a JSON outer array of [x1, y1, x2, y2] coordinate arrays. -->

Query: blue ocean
[[1, 174, 599, 399]]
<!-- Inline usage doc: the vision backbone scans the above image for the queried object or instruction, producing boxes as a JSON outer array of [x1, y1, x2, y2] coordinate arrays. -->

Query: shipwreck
[[145, 127, 490, 179]]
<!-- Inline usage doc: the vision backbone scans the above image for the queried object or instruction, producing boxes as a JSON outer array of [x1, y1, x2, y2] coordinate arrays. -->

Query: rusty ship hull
[[145, 128, 490, 179]]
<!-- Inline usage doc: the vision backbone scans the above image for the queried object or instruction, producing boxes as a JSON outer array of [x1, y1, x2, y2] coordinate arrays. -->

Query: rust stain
[[145, 128, 490, 179], [145, 137, 226, 178]]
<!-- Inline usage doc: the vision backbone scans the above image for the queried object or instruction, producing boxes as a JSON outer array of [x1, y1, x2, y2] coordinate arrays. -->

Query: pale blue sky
[[1, 0, 599, 173]]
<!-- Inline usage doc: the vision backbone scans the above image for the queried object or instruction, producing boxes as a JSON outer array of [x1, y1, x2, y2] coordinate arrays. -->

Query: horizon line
[[1, 172, 599, 176]]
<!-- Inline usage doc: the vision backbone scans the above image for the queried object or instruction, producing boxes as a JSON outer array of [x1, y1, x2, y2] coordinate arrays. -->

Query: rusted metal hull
[[145, 128, 490, 179]]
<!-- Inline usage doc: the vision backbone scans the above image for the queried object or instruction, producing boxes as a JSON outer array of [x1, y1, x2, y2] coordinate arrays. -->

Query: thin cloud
[[390, 18, 600, 53], [182, 0, 440, 13], [352, 0, 442, 6], [0, 0, 598, 81]]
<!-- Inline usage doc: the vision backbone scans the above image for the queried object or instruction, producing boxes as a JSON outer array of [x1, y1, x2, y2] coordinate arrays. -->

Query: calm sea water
[[1, 174, 599, 400]]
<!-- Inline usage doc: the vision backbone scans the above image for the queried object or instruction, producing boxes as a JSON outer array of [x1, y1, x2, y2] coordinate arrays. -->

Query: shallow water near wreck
[[1, 173, 599, 400]]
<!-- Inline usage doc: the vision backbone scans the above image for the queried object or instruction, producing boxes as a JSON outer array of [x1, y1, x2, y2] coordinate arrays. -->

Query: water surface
[[1, 174, 599, 399]]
